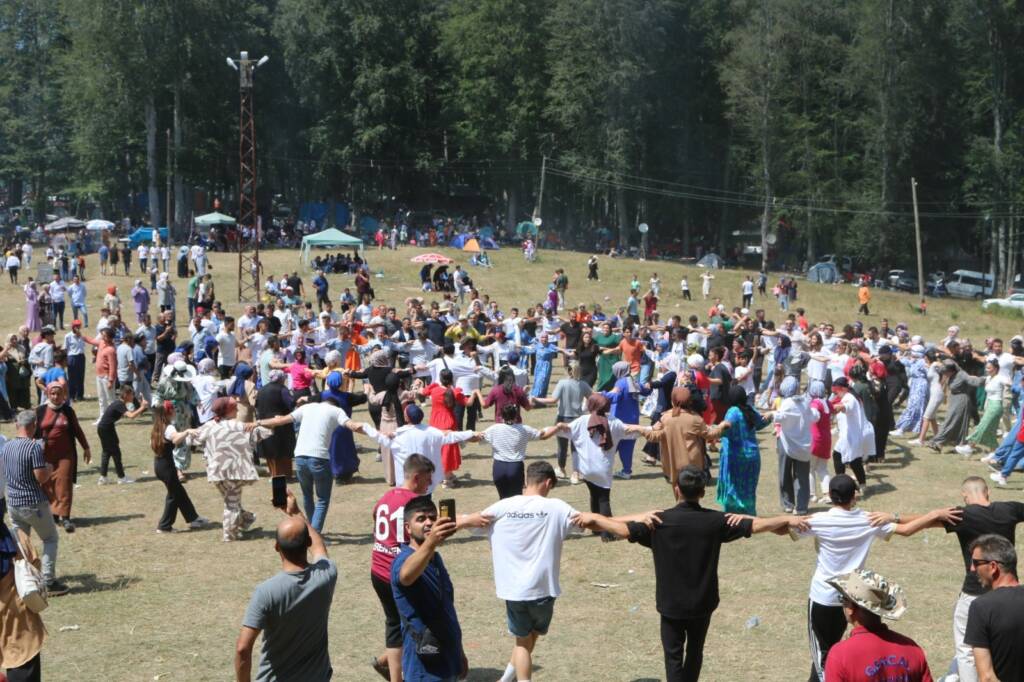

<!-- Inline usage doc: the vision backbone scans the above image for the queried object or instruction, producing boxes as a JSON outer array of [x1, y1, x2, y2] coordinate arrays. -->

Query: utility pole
[[227, 51, 268, 302], [911, 177, 924, 301], [165, 128, 172, 247], [533, 155, 547, 223]]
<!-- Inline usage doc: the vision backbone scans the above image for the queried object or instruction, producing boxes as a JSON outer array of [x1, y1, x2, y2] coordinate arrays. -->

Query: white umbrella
[[43, 217, 86, 232], [195, 211, 236, 226], [86, 219, 114, 231]]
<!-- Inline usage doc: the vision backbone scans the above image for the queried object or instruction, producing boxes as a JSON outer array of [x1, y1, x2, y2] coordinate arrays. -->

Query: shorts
[[371, 572, 403, 648], [506, 597, 555, 637]]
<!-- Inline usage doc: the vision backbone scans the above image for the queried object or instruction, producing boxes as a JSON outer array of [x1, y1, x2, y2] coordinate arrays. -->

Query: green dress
[[966, 377, 1005, 449], [594, 332, 622, 391]]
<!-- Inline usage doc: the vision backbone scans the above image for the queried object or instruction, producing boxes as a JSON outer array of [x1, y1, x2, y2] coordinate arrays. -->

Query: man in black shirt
[[152, 310, 178, 382], [422, 309, 447, 347], [943, 477, 1024, 682], [964, 534, 1024, 682], [577, 465, 804, 682]]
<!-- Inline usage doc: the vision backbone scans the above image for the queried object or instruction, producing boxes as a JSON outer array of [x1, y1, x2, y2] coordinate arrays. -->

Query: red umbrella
[[410, 253, 453, 264]]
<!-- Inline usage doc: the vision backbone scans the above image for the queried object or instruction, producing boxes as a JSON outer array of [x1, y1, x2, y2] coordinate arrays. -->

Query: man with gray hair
[[1, 409, 68, 595], [965, 534, 1024, 682]]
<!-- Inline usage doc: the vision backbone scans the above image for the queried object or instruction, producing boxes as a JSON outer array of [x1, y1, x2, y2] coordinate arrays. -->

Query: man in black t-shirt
[[152, 310, 178, 382], [964, 534, 1024, 682], [941, 476, 1024, 682], [578, 466, 804, 682]]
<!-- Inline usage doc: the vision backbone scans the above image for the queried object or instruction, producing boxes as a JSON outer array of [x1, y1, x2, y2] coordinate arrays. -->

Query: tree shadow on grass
[[61, 573, 141, 594], [466, 668, 515, 681], [74, 513, 145, 528]]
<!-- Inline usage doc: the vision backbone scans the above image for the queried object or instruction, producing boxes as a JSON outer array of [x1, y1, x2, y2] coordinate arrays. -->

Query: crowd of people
[[0, 244, 1022, 682]]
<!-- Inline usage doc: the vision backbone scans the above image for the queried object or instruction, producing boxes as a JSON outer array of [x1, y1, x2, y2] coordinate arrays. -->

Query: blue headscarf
[[230, 363, 253, 397], [320, 370, 347, 404]]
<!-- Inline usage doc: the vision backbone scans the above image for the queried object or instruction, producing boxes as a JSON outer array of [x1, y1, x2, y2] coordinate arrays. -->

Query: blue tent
[[298, 202, 350, 228], [449, 233, 471, 249], [358, 215, 379, 235], [480, 237, 500, 250], [127, 227, 168, 248]]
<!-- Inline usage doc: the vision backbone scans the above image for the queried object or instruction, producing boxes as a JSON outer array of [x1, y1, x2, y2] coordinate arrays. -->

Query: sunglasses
[[971, 557, 997, 568]]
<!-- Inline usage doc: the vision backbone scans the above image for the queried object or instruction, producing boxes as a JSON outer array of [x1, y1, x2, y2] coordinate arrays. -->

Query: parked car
[[891, 273, 920, 293], [946, 269, 995, 299], [884, 269, 906, 289], [982, 293, 1024, 312]]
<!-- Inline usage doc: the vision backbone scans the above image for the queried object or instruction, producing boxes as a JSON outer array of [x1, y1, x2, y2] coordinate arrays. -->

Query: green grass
[[12, 245, 1024, 681]]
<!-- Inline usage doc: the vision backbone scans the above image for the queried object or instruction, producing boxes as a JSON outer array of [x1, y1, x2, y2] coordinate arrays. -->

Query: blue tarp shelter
[[128, 227, 168, 248], [298, 202, 350, 228]]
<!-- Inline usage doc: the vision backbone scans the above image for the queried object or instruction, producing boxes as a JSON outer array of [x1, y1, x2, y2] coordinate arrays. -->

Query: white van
[[946, 270, 995, 299]]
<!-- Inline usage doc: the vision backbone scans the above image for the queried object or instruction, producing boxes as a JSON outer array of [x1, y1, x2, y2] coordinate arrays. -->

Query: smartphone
[[438, 498, 456, 522], [271, 476, 287, 508]]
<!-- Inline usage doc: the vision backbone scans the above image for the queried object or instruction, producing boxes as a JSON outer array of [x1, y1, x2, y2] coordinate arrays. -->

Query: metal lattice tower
[[228, 51, 267, 302]]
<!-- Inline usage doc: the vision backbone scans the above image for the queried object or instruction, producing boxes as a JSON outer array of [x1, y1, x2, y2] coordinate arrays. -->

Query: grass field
[[10, 244, 1024, 681]]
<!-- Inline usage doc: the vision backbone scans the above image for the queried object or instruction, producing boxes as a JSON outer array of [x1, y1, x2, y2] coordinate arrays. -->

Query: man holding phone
[[370, 455, 435, 681], [392, 496, 468, 682], [235, 490, 337, 681]]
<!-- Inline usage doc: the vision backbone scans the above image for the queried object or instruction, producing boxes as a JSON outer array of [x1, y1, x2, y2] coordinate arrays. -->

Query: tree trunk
[[173, 86, 187, 241], [145, 94, 161, 228], [507, 186, 518, 234], [616, 187, 629, 248]]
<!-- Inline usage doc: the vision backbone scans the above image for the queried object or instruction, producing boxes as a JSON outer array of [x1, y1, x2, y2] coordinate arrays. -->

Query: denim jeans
[[295, 456, 333, 532], [9, 500, 59, 581]]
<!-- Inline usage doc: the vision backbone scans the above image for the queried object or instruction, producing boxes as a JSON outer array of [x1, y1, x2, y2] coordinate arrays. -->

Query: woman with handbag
[[0, 521, 47, 682]]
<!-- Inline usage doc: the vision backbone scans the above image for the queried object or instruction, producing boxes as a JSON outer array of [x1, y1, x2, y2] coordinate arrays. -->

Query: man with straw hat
[[822, 569, 932, 681]]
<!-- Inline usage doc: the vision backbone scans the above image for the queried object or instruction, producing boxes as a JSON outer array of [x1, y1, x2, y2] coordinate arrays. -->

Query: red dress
[[421, 383, 468, 473]]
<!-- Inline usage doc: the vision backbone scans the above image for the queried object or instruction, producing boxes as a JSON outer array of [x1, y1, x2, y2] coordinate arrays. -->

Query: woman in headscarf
[[594, 321, 623, 391], [646, 386, 723, 487], [641, 355, 679, 466], [189, 396, 272, 542], [150, 400, 208, 533], [807, 380, 833, 501], [156, 271, 176, 317], [346, 349, 414, 431], [130, 279, 150, 323], [190, 357, 233, 425], [559, 394, 650, 540], [531, 361, 591, 482], [911, 349, 947, 446], [603, 360, 650, 479], [24, 280, 41, 332], [831, 376, 869, 489], [319, 370, 368, 483], [715, 384, 770, 515], [34, 382, 91, 532], [772, 376, 814, 515], [228, 362, 258, 423], [104, 284, 121, 317], [847, 363, 879, 463], [892, 345, 929, 436], [254, 369, 297, 477], [420, 368, 468, 488], [4, 332, 32, 410]]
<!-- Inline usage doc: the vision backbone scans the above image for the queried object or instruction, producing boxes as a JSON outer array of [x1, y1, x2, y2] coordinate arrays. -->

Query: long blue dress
[[523, 341, 559, 398], [715, 406, 769, 515], [895, 357, 928, 433], [603, 378, 650, 475], [321, 388, 368, 480]]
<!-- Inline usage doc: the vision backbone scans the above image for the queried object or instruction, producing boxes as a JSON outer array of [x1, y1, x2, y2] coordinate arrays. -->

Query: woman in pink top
[[285, 348, 316, 399], [808, 380, 832, 501]]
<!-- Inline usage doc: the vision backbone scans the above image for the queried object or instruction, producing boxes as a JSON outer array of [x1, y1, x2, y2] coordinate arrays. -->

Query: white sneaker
[[889, 429, 904, 437], [990, 472, 1008, 487], [189, 517, 210, 530], [553, 465, 567, 479], [980, 454, 998, 465], [117, 476, 135, 484], [955, 445, 973, 457], [907, 438, 922, 446], [96, 476, 109, 485], [570, 471, 580, 485]]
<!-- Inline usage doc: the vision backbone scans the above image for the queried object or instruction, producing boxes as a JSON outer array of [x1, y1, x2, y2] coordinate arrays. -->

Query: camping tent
[[697, 253, 724, 269], [461, 238, 482, 253], [806, 262, 839, 284], [195, 211, 236, 226], [300, 227, 364, 265], [127, 227, 168, 248], [86, 219, 114, 231]]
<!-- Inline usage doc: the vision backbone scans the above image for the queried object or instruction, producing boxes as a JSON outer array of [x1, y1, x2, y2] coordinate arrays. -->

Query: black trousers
[[831, 451, 866, 485], [807, 600, 847, 682], [454, 394, 480, 431], [67, 353, 85, 400], [742, 293, 753, 308], [493, 460, 525, 499], [371, 573, 403, 648], [6, 653, 41, 682], [584, 479, 615, 538], [154, 456, 199, 530], [52, 300, 65, 328], [682, 290, 691, 300], [858, 303, 869, 315], [660, 614, 712, 682], [555, 413, 576, 468], [98, 426, 124, 478]]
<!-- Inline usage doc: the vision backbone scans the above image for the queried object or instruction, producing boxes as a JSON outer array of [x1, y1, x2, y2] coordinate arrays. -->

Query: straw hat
[[826, 569, 907, 620]]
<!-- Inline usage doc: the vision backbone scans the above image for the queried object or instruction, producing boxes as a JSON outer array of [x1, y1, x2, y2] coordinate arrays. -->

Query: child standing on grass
[[96, 384, 149, 484]]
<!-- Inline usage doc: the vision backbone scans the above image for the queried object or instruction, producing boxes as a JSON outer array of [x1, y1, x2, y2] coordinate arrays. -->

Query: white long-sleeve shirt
[[362, 424, 474, 494]]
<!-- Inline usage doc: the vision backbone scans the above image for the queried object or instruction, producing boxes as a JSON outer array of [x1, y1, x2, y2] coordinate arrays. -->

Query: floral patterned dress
[[894, 357, 928, 433], [715, 406, 769, 515]]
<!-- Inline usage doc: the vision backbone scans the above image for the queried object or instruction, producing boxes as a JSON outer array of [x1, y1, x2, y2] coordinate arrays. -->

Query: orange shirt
[[95, 343, 116, 381], [619, 337, 644, 373], [858, 287, 871, 304]]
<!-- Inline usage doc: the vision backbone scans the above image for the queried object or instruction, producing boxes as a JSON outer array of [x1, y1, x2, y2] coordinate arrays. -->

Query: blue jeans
[[1000, 440, 1024, 478], [294, 456, 332, 532]]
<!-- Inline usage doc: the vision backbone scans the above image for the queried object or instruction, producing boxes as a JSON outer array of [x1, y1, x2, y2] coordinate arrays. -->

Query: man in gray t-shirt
[[236, 491, 337, 681]]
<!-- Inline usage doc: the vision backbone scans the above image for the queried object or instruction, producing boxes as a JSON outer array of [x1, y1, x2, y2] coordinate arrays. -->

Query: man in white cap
[[823, 569, 931, 681]]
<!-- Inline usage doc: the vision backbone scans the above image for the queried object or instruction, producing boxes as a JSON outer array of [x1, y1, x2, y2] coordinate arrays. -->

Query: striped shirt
[[2, 438, 47, 508], [482, 423, 541, 463]]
